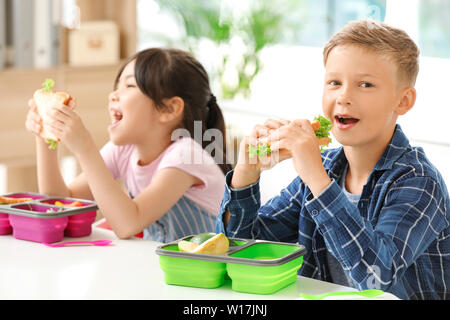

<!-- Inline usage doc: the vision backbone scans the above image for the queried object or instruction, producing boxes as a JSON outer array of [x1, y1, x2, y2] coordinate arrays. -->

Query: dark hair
[[114, 48, 232, 174]]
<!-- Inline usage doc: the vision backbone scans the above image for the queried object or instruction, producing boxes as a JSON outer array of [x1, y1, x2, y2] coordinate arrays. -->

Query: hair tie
[[207, 93, 216, 108]]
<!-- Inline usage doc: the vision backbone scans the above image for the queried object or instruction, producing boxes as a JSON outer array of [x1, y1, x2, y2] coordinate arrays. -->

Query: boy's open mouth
[[335, 115, 359, 125]]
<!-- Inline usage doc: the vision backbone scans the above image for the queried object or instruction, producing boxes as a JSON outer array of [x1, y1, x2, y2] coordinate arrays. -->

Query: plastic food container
[[0, 192, 98, 243], [0, 192, 47, 236], [38, 197, 97, 237], [156, 235, 306, 295]]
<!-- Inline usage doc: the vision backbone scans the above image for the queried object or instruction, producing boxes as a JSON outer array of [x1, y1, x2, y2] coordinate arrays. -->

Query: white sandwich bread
[[33, 79, 73, 149]]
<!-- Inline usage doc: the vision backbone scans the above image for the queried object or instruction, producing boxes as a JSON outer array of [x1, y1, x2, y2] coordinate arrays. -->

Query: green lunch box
[[155, 235, 307, 295]]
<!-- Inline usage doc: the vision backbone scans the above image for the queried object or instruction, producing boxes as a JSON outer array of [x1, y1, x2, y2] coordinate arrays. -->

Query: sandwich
[[0, 196, 33, 205], [33, 79, 73, 149], [247, 115, 333, 157]]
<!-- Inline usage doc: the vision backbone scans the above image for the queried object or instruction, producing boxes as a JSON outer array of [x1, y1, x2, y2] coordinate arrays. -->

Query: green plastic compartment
[[227, 242, 303, 294], [156, 237, 306, 294], [158, 244, 226, 289]]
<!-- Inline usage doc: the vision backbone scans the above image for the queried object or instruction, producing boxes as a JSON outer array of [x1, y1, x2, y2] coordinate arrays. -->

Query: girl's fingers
[[68, 97, 76, 109], [28, 98, 39, 111], [48, 104, 74, 123], [25, 117, 42, 134], [29, 110, 42, 123], [25, 104, 42, 135]]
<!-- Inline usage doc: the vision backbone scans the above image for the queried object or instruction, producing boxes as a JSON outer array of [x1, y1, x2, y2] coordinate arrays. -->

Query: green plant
[[151, 0, 303, 99]]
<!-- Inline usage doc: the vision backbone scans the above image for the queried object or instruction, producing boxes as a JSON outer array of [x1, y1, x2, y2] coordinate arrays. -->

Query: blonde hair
[[323, 19, 420, 87]]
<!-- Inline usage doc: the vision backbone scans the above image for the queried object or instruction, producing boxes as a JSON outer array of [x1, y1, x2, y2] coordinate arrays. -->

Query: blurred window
[[136, 0, 450, 146], [418, 0, 450, 59]]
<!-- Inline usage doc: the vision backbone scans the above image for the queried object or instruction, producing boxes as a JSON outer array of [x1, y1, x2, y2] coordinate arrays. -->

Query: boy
[[215, 19, 450, 300]]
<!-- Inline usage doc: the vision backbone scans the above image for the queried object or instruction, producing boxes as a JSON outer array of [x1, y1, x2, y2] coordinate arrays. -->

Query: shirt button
[[311, 209, 319, 216]]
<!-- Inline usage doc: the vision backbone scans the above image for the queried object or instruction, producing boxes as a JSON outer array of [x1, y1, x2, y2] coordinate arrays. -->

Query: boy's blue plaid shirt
[[216, 125, 450, 300]]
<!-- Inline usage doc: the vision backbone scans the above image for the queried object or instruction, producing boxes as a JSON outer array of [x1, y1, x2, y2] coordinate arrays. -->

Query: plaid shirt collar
[[326, 124, 410, 180]]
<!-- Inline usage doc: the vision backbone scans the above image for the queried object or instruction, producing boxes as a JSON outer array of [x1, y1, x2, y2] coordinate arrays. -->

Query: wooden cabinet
[[0, 0, 136, 193]]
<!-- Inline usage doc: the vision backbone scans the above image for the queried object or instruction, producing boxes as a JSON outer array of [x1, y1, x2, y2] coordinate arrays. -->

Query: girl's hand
[[268, 119, 331, 197], [25, 99, 42, 136], [231, 118, 291, 189], [45, 100, 95, 155]]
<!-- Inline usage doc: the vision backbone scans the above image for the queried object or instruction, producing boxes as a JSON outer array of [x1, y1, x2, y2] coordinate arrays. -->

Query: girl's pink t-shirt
[[99, 137, 225, 215]]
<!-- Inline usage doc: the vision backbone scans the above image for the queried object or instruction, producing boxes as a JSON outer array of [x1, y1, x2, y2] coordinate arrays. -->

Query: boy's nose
[[337, 96, 352, 106], [336, 88, 352, 106]]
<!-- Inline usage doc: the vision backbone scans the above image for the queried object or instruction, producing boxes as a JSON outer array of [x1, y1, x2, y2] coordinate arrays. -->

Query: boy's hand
[[268, 119, 331, 197], [232, 118, 291, 189]]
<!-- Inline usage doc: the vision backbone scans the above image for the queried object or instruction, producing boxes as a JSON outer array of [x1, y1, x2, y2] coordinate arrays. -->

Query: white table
[[0, 222, 399, 300]]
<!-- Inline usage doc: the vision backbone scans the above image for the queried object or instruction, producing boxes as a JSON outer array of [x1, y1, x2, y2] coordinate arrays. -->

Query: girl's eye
[[126, 84, 136, 88], [360, 82, 373, 88]]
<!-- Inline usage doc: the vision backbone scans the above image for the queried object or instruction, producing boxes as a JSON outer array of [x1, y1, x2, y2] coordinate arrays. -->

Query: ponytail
[[206, 94, 218, 129], [204, 94, 232, 175]]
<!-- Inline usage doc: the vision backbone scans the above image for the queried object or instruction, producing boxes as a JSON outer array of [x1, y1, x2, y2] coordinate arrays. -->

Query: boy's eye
[[360, 82, 373, 88], [328, 80, 341, 86]]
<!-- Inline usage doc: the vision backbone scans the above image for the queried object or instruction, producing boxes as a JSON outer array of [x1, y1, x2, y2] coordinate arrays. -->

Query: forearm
[[217, 170, 301, 242], [230, 164, 260, 189], [35, 137, 70, 196], [75, 139, 139, 238]]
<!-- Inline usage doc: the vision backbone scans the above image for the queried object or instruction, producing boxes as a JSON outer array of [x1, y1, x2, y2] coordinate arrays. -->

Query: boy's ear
[[396, 87, 416, 115], [159, 97, 184, 123]]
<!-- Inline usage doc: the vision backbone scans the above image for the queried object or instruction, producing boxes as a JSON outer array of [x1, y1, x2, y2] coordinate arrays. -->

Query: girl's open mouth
[[335, 115, 359, 129], [110, 109, 123, 126]]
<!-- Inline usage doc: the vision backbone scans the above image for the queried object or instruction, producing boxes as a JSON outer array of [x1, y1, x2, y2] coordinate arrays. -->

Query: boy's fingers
[[250, 124, 270, 141], [278, 148, 293, 161], [268, 139, 287, 153], [292, 119, 315, 134], [252, 118, 289, 139], [264, 118, 290, 130], [317, 137, 331, 146], [244, 135, 259, 147]]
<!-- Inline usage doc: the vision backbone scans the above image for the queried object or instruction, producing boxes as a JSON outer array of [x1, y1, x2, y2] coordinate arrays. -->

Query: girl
[[25, 48, 232, 242]]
